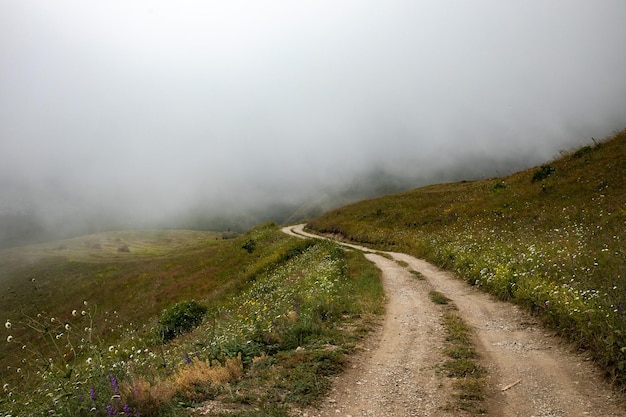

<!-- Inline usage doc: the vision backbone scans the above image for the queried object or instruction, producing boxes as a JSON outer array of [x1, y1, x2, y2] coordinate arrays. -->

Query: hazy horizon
[[2, 1, 626, 245]]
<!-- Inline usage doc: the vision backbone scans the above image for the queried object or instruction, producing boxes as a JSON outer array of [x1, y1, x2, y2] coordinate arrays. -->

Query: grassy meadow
[[308, 129, 626, 386], [1, 224, 383, 416]]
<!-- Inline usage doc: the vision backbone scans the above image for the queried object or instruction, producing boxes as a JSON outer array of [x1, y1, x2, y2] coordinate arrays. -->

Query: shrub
[[531, 164, 555, 182], [491, 182, 506, 192], [159, 300, 208, 342], [242, 239, 257, 253], [573, 145, 592, 158]]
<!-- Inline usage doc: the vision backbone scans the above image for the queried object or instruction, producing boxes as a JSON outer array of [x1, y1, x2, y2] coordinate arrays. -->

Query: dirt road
[[283, 224, 626, 417]]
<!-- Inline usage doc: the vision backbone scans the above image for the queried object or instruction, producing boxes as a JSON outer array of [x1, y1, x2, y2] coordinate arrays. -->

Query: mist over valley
[[2, 1, 625, 248]]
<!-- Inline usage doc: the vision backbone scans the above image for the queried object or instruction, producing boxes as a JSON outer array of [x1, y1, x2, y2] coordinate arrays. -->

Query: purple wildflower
[[106, 404, 118, 416], [183, 352, 192, 365], [89, 387, 97, 402], [109, 373, 119, 395]]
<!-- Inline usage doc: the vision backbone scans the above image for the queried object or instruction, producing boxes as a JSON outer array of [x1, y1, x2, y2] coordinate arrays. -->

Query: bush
[[491, 182, 506, 192], [159, 300, 208, 343], [531, 165, 555, 182], [573, 145, 592, 158], [242, 239, 257, 253]]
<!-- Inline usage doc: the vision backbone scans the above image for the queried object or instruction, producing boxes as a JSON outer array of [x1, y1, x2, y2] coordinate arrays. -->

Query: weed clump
[[409, 269, 425, 280], [429, 290, 451, 305]]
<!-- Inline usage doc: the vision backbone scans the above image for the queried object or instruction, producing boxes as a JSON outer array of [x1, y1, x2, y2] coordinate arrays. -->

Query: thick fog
[[1, 1, 626, 245]]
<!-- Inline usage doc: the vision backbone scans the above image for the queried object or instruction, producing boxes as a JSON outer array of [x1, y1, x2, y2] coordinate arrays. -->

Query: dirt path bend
[[283, 224, 626, 417]]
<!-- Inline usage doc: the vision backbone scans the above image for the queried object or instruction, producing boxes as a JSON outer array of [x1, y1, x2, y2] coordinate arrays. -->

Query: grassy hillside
[[309, 129, 626, 386], [1, 224, 383, 416]]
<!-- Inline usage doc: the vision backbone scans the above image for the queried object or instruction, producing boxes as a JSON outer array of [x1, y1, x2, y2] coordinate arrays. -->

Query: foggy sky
[[2, 1, 626, 239]]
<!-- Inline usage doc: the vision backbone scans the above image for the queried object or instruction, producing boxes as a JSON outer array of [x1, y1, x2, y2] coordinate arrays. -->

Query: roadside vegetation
[[440, 308, 486, 415], [308, 129, 626, 387], [1, 223, 383, 416], [433, 292, 487, 416]]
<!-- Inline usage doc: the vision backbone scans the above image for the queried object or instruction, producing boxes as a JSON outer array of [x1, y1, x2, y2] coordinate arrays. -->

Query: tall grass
[[309, 129, 626, 387], [1, 223, 383, 415]]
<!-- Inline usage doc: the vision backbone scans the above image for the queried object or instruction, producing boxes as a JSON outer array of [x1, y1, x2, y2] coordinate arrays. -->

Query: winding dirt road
[[283, 224, 626, 417]]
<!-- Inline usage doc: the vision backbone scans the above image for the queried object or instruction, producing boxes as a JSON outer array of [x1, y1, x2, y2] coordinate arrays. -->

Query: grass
[[429, 290, 451, 305], [308, 129, 626, 388], [427, 292, 486, 415], [409, 270, 426, 280], [0, 223, 384, 416], [442, 309, 486, 415], [0, 228, 273, 387]]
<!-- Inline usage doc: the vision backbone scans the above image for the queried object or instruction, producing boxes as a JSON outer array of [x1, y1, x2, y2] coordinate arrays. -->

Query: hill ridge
[[307, 129, 626, 387]]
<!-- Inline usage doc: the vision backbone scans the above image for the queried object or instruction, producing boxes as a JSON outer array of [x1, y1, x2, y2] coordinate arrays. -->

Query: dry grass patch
[[122, 376, 176, 416], [122, 355, 243, 415], [173, 355, 243, 403]]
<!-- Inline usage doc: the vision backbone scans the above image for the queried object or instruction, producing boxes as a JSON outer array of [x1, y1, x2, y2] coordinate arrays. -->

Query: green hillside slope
[[1, 224, 383, 415], [309, 129, 626, 386]]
